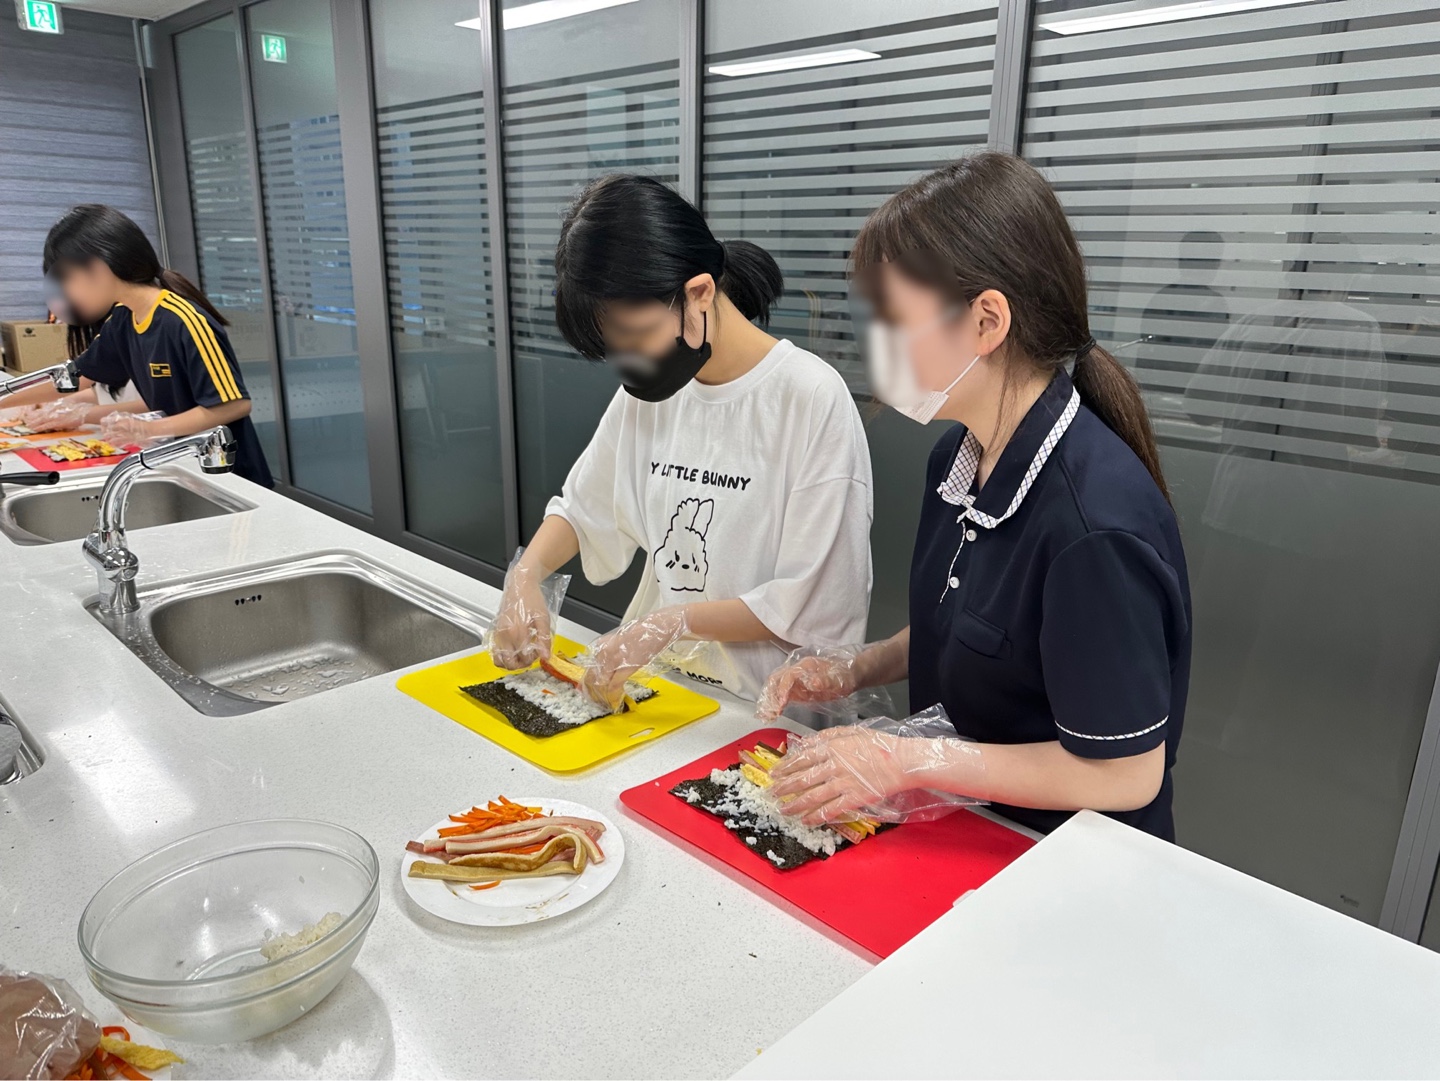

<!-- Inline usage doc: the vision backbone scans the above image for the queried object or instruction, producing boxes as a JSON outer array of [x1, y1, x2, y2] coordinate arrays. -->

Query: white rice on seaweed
[[704, 767, 841, 857], [499, 668, 655, 729]]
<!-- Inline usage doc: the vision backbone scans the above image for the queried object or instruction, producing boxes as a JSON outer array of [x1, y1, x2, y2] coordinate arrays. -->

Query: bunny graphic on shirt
[[654, 497, 713, 592]]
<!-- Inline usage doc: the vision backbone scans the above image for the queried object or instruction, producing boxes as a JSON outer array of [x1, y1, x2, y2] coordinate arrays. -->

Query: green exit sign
[[259, 32, 287, 63], [18, 0, 62, 34]]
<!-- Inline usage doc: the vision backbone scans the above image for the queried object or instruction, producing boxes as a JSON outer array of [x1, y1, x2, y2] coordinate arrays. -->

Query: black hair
[[43, 204, 229, 328], [553, 174, 783, 360]]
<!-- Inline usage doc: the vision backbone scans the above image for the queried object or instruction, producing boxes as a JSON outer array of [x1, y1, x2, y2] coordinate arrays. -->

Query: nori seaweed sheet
[[670, 768, 824, 871], [460, 677, 658, 739], [459, 681, 575, 738]]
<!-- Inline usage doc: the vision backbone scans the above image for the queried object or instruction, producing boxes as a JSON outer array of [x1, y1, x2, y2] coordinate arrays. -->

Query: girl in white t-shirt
[[489, 174, 873, 705]]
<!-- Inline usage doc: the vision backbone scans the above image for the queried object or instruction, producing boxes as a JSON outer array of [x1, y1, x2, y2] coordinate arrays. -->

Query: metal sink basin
[[0, 468, 252, 545], [0, 706, 43, 784], [87, 552, 488, 716]]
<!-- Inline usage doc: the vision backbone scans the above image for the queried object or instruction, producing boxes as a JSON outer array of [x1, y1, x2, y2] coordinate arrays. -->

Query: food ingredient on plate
[[670, 739, 882, 870], [460, 650, 657, 737], [406, 797, 607, 888], [0, 422, 38, 437], [97, 1032, 183, 1074], [38, 438, 124, 463], [259, 911, 345, 962], [0, 438, 30, 453]]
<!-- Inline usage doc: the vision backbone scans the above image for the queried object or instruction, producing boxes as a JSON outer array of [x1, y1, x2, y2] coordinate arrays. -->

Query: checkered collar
[[938, 371, 1080, 529]]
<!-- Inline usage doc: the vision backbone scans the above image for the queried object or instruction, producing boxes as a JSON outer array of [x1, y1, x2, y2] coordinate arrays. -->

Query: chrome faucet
[[83, 426, 236, 614], [0, 360, 81, 397]]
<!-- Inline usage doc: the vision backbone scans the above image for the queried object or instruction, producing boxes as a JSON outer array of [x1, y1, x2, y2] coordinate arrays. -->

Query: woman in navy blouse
[[758, 153, 1192, 841]]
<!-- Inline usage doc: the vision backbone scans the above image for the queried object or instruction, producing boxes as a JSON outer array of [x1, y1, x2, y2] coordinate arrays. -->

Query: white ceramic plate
[[400, 797, 624, 926]]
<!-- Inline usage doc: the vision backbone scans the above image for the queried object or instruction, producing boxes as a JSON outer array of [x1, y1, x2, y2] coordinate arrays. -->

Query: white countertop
[[0, 457, 874, 1079], [736, 810, 1440, 1080]]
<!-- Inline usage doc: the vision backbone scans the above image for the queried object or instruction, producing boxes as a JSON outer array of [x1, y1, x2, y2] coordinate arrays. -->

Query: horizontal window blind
[[504, 57, 680, 540], [703, 4, 998, 390], [504, 61, 680, 375], [377, 92, 491, 348], [1024, 0, 1440, 483], [184, 129, 264, 316], [255, 114, 356, 331]]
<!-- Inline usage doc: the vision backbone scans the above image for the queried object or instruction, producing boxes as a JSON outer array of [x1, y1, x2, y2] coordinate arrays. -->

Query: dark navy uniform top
[[908, 369, 1191, 840], [74, 290, 274, 487]]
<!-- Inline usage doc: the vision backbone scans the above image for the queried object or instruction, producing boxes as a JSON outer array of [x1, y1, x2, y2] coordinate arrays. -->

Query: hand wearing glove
[[769, 723, 987, 826], [580, 605, 692, 712], [22, 400, 90, 433], [99, 411, 160, 449], [768, 726, 911, 825], [755, 645, 866, 721], [488, 561, 556, 671]]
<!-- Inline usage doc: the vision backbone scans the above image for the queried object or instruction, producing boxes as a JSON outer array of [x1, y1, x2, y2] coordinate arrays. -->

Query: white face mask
[[866, 314, 980, 425]]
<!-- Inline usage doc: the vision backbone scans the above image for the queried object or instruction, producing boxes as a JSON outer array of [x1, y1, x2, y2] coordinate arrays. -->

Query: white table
[[737, 811, 1440, 1079]]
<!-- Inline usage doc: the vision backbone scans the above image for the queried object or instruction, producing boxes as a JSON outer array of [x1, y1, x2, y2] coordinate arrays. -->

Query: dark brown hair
[[44, 204, 229, 328], [852, 151, 1169, 501]]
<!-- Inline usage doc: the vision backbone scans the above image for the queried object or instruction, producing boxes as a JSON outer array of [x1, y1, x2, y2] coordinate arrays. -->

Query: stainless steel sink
[[87, 552, 488, 716], [0, 707, 43, 784], [0, 468, 252, 545]]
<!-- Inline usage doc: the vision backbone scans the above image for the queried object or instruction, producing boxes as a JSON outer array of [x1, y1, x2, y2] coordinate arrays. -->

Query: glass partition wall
[[149, 0, 1440, 944]]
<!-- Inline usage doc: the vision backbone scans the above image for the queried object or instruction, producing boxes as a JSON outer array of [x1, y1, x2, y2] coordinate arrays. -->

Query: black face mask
[[609, 310, 711, 403]]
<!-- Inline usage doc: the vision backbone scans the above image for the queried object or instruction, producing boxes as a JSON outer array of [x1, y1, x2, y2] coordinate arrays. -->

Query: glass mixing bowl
[[78, 819, 379, 1044]]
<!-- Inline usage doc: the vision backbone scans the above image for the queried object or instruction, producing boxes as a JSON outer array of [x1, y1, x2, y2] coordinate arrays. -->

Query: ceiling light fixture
[[1040, 0, 1315, 36], [708, 48, 880, 78], [456, 0, 640, 33]]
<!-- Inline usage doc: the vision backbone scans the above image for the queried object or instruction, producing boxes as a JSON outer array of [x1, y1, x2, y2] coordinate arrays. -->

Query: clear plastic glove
[[769, 705, 986, 826], [485, 548, 572, 671], [756, 645, 865, 720], [21, 400, 90, 433], [579, 605, 694, 712], [0, 965, 101, 1080], [98, 411, 160, 449]]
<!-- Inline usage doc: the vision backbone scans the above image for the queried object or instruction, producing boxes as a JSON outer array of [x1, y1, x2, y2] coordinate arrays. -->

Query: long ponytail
[[1071, 346, 1168, 501], [44, 204, 229, 328], [853, 152, 1170, 502]]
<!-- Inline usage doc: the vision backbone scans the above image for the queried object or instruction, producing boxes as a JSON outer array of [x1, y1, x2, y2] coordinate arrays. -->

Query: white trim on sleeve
[[1055, 716, 1168, 742]]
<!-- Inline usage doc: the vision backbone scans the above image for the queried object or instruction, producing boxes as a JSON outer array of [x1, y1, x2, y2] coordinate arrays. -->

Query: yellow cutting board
[[396, 635, 721, 773]]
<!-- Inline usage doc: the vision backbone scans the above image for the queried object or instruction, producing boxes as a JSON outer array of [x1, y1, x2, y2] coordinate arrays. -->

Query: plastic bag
[[769, 704, 987, 826], [0, 965, 101, 1080], [755, 644, 895, 727], [483, 546, 571, 671]]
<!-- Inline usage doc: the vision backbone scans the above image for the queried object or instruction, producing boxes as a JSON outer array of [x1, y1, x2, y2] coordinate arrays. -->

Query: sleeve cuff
[[1054, 715, 1169, 760]]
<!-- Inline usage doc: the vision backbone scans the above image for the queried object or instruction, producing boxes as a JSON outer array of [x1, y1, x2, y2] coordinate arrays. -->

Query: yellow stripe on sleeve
[[160, 298, 240, 402]]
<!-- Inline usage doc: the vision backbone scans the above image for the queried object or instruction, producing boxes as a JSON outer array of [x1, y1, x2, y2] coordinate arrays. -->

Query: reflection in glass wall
[[174, 15, 279, 470], [1024, 0, 1440, 923], [247, 0, 370, 513], [503, 0, 680, 612], [371, 0, 505, 563], [704, 2, 997, 658]]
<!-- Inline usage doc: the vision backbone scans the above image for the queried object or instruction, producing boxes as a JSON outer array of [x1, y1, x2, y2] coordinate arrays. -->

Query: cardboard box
[[1, 321, 68, 373]]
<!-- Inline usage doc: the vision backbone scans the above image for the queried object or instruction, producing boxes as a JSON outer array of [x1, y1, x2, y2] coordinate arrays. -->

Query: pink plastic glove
[[755, 645, 867, 721], [488, 562, 554, 671], [768, 726, 912, 825], [21, 400, 90, 433], [579, 606, 692, 712], [98, 412, 159, 449]]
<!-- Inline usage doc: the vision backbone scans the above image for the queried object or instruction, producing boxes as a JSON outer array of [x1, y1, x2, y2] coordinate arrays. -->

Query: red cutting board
[[620, 727, 1036, 958], [12, 445, 135, 471]]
